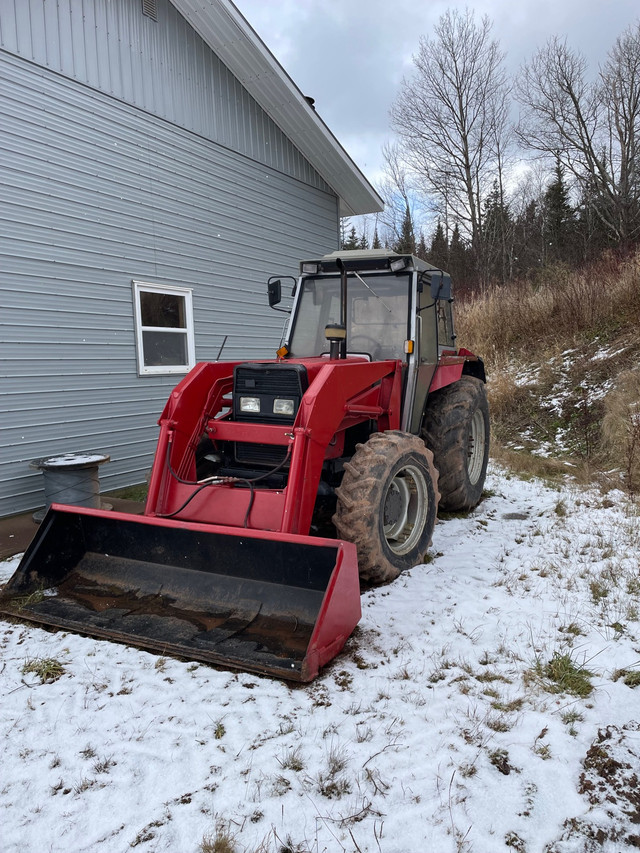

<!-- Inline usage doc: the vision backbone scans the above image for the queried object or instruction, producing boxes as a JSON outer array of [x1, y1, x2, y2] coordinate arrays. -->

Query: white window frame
[[132, 280, 196, 376]]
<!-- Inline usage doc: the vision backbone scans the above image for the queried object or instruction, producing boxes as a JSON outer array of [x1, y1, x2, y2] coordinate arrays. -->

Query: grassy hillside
[[455, 250, 640, 492]]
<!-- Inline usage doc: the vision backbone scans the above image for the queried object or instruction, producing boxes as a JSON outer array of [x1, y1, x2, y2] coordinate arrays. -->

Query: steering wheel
[[348, 334, 381, 356]]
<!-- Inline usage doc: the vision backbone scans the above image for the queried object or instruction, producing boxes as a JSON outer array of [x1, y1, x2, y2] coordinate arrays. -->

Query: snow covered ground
[[2, 465, 639, 853]]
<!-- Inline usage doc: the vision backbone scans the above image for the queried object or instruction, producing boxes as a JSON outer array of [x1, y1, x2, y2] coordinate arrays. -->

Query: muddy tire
[[422, 376, 489, 512], [333, 431, 439, 584]]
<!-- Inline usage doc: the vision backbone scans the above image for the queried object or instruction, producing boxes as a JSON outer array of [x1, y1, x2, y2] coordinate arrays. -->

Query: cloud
[[234, 0, 639, 193]]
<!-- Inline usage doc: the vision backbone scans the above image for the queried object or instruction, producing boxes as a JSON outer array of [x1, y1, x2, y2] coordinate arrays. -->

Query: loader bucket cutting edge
[[0, 506, 361, 682]]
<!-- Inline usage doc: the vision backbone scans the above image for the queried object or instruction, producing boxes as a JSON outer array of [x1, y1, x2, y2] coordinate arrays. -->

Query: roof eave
[[169, 0, 383, 217]]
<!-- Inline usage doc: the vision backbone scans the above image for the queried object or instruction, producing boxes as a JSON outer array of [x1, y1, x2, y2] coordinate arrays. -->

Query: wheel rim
[[382, 464, 429, 556], [467, 409, 486, 485]]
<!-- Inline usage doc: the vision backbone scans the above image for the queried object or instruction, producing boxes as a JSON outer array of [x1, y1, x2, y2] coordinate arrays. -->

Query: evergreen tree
[[512, 200, 544, 276], [372, 227, 382, 250], [575, 175, 616, 261], [543, 160, 577, 264], [416, 230, 429, 261], [341, 225, 360, 251], [482, 180, 513, 283], [448, 223, 474, 294], [341, 225, 369, 251], [428, 220, 449, 269], [394, 204, 416, 254]]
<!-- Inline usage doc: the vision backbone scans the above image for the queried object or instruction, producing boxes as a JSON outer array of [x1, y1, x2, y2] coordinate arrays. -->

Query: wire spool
[[30, 453, 111, 522]]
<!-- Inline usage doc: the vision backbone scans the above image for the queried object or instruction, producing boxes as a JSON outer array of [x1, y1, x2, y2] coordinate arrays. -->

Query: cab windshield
[[288, 273, 411, 360]]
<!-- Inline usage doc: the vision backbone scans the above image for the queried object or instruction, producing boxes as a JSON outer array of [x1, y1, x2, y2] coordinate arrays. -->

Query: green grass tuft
[[12, 588, 46, 611], [21, 657, 65, 684], [199, 822, 237, 853], [612, 667, 640, 688], [532, 652, 593, 697]]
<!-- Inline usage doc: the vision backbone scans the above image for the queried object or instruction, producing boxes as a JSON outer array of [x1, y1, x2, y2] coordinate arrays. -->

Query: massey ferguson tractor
[[0, 250, 489, 681]]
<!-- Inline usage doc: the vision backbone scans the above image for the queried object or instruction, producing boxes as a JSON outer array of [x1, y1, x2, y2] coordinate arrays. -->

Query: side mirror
[[430, 273, 452, 301], [267, 277, 282, 307]]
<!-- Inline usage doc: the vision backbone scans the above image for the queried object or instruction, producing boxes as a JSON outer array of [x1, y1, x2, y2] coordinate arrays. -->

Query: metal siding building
[[0, 0, 381, 517]]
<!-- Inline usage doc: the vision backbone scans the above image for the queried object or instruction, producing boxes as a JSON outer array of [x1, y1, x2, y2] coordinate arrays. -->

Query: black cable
[[165, 439, 201, 487], [242, 481, 256, 528], [157, 481, 212, 518], [234, 446, 293, 528], [159, 438, 292, 524]]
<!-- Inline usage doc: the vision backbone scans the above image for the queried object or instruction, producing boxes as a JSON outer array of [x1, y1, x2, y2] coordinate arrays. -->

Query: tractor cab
[[270, 249, 458, 433], [272, 249, 456, 362]]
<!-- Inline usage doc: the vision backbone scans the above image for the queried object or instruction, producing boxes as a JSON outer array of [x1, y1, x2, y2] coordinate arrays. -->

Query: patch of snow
[[0, 554, 20, 582], [514, 365, 541, 387], [1, 467, 639, 852], [38, 453, 109, 468], [591, 345, 628, 362], [530, 441, 554, 458], [588, 378, 615, 402]]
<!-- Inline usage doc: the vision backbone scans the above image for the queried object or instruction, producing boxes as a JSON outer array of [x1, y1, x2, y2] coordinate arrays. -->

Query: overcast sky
[[233, 0, 639, 193]]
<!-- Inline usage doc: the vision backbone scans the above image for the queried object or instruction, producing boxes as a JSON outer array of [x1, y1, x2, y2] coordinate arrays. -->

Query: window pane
[[142, 330, 188, 366], [437, 302, 452, 347], [140, 291, 186, 328], [289, 275, 409, 359]]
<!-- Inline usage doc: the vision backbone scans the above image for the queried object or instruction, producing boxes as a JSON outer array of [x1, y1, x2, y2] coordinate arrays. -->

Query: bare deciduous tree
[[376, 142, 413, 248], [601, 23, 640, 243], [516, 24, 640, 246], [390, 9, 510, 283], [376, 142, 428, 250]]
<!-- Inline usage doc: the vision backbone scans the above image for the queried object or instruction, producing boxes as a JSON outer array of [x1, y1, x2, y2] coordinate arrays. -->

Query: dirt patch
[[545, 722, 640, 851]]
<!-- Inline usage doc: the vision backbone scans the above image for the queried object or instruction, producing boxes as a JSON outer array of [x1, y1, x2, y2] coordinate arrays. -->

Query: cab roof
[[301, 249, 447, 275]]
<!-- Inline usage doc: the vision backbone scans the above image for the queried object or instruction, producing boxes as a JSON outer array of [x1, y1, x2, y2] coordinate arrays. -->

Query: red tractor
[[1, 250, 488, 681]]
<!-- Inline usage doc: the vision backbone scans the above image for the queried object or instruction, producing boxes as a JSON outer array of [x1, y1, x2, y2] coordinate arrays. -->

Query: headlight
[[273, 398, 295, 416], [390, 256, 408, 272], [240, 396, 260, 413]]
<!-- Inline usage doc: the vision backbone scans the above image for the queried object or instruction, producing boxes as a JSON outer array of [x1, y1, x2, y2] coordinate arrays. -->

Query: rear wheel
[[333, 431, 439, 583], [422, 376, 490, 512]]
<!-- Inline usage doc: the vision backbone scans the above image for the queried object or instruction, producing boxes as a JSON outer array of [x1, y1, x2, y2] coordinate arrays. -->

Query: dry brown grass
[[489, 443, 593, 485], [454, 250, 640, 486], [484, 368, 537, 441], [456, 252, 640, 368], [602, 369, 640, 493], [200, 831, 237, 853]]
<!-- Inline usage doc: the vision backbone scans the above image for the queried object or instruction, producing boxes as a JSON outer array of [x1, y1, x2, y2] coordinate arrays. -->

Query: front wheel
[[333, 431, 439, 584], [422, 376, 490, 512]]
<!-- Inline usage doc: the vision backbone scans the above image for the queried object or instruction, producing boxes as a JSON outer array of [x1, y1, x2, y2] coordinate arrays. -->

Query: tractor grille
[[233, 363, 308, 468], [235, 366, 305, 398], [235, 442, 288, 468]]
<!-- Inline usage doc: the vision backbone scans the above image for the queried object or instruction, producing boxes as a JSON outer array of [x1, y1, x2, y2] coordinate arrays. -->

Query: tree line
[[343, 11, 640, 294]]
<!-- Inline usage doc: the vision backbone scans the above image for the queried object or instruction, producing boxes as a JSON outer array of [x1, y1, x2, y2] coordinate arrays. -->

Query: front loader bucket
[[0, 506, 360, 681]]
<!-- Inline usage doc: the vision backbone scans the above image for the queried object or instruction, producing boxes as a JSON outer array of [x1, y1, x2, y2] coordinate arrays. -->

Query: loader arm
[[145, 361, 237, 513], [281, 359, 403, 534], [146, 358, 403, 536]]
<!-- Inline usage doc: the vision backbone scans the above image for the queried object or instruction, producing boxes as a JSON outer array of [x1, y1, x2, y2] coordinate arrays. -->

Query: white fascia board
[[169, 0, 383, 217]]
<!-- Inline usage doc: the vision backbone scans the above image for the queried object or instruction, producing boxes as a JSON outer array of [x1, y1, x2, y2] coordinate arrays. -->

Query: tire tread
[[333, 431, 440, 583]]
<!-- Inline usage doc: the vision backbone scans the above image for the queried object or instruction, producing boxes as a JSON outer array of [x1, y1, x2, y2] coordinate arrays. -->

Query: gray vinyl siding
[[0, 0, 330, 193], [0, 47, 339, 516]]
